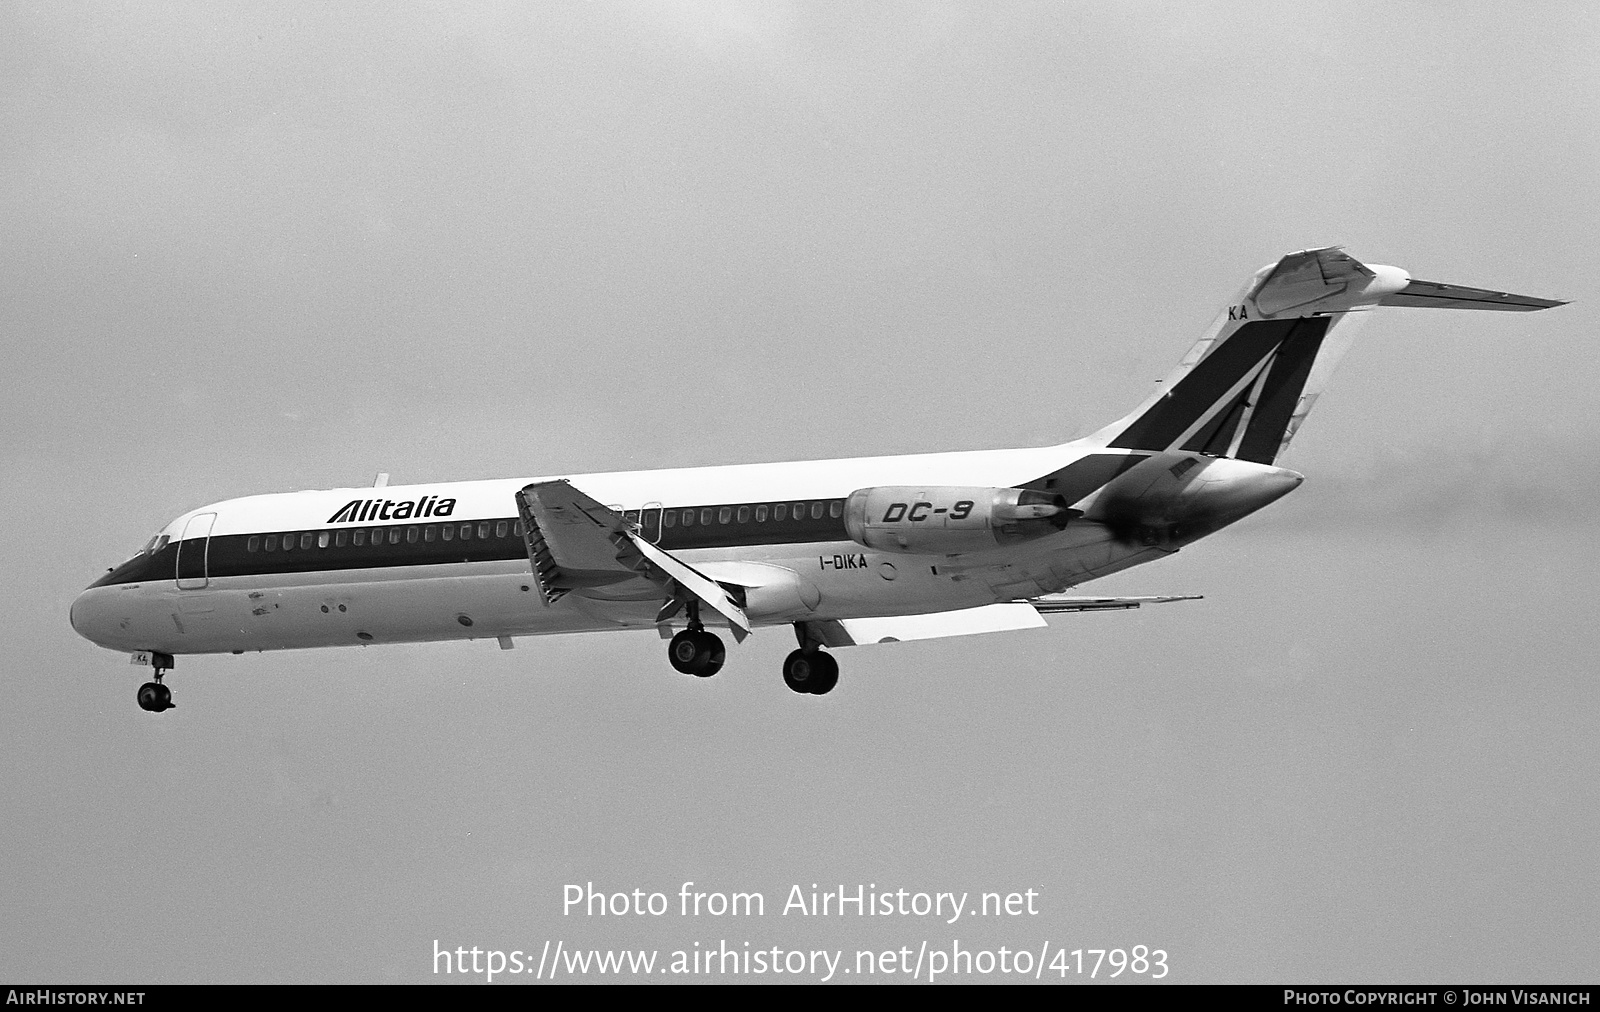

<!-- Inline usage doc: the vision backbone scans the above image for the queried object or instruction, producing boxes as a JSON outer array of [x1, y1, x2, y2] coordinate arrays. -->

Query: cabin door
[[175, 512, 217, 590]]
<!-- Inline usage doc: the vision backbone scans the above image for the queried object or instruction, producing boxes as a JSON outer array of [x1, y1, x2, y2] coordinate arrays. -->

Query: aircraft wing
[[514, 481, 751, 636], [802, 603, 1048, 647], [1025, 593, 1202, 614], [798, 593, 1203, 647]]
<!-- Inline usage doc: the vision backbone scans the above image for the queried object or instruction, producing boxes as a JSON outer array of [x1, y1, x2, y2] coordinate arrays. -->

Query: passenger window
[[663, 512, 677, 529], [318, 531, 330, 549], [372, 528, 384, 545], [282, 534, 295, 552], [247, 536, 260, 553], [829, 500, 842, 519], [755, 505, 768, 522], [299, 533, 312, 549], [353, 530, 366, 547], [460, 524, 472, 540], [736, 506, 749, 523], [682, 510, 695, 527], [406, 526, 419, 543], [700, 509, 713, 527], [424, 525, 436, 542], [810, 502, 823, 520], [388, 528, 400, 545], [774, 503, 787, 521], [477, 522, 490, 540], [496, 520, 508, 538], [335, 530, 347, 548], [441, 525, 454, 542], [264, 535, 278, 551], [718, 507, 732, 524], [793, 503, 805, 520], [513, 520, 525, 537]]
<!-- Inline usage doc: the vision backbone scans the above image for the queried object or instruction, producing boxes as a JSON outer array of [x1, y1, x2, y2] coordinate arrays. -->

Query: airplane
[[69, 247, 1564, 711]]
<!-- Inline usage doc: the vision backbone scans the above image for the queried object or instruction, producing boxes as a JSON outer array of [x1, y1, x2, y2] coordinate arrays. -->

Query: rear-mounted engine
[[843, 486, 1074, 555]]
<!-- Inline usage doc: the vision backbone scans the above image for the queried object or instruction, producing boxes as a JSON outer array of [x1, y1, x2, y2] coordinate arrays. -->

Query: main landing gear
[[662, 610, 842, 696], [783, 623, 838, 695], [136, 651, 176, 713], [782, 649, 838, 695], [667, 602, 725, 677]]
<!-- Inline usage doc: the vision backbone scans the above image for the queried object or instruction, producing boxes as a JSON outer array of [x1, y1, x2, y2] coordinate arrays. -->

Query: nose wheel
[[135, 652, 175, 712], [137, 681, 173, 712]]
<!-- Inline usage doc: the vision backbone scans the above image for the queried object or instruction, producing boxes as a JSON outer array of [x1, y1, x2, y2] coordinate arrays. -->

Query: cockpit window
[[141, 534, 169, 556]]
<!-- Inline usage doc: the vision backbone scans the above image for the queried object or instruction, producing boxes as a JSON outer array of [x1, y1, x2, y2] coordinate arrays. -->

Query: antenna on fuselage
[[373, 472, 390, 488]]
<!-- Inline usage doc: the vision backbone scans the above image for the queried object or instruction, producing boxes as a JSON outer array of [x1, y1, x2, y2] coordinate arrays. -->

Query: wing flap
[[515, 481, 750, 635]]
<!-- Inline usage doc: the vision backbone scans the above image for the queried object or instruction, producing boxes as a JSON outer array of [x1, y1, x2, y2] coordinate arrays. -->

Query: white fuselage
[[73, 440, 1277, 658]]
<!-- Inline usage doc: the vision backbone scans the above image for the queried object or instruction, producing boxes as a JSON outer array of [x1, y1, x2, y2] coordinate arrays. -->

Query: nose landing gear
[[135, 652, 175, 712]]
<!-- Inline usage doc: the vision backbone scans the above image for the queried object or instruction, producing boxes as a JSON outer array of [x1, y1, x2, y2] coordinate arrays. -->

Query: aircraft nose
[[70, 585, 122, 648], [70, 588, 96, 641]]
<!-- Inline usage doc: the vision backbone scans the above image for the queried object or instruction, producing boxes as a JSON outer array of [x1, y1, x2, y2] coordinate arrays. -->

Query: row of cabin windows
[[245, 520, 523, 553], [656, 499, 843, 530], [241, 500, 846, 553]]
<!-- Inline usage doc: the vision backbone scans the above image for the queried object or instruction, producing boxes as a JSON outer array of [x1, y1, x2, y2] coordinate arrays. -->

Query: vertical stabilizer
[[1084, 247, 1562, 466]]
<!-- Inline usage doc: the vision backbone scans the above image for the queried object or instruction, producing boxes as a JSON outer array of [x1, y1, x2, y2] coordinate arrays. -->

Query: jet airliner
[[69, 248, 1564, 710]]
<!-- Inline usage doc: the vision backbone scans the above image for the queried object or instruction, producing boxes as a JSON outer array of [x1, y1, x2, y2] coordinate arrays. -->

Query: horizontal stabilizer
[[1379, 279, 1567, 311], [1025, 593, 1202, 614]]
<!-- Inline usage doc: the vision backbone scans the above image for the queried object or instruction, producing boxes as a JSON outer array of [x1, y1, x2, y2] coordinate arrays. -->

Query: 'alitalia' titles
[[327, 497, 457, 524]]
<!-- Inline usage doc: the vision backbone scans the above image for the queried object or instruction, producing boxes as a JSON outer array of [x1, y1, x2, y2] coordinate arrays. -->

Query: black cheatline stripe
[[89, 505, 854, 587], [89, 545, 181, 588], [657, 505, 847, 549], [1234, 316, 1330, 464], [1023, 452, 1148, 502], [1109, 320, 1295, 451], [1182, 384, 1253, 456]]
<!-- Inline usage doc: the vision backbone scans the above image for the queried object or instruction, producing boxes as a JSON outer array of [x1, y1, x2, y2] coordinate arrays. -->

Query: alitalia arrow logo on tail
[[326, 497, 458, 524]]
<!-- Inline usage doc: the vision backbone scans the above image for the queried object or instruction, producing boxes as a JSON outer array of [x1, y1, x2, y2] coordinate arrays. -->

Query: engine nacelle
[[843, 486, 1073, 555]]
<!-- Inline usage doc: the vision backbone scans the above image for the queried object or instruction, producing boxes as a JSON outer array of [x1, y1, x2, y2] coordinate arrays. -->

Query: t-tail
[[1086, 246, 1565, 464], [1062, 248, 1564, 547]]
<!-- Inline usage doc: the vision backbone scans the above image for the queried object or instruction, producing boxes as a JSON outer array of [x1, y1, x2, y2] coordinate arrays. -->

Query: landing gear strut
[[783, 623, 839, 695], [667, 601, 725, 677], [136, 652, 175, 712]]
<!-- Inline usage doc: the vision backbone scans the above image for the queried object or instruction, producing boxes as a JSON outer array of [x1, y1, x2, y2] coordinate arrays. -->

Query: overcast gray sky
[[3, 1, 1597, 984]]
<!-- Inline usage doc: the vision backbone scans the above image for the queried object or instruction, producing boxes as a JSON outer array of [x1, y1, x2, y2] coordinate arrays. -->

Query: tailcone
[[1084, 454, 1301, 546]]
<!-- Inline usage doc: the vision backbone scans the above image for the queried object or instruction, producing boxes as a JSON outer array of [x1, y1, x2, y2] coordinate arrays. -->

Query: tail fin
[[1086, 247, 1565, 465]]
